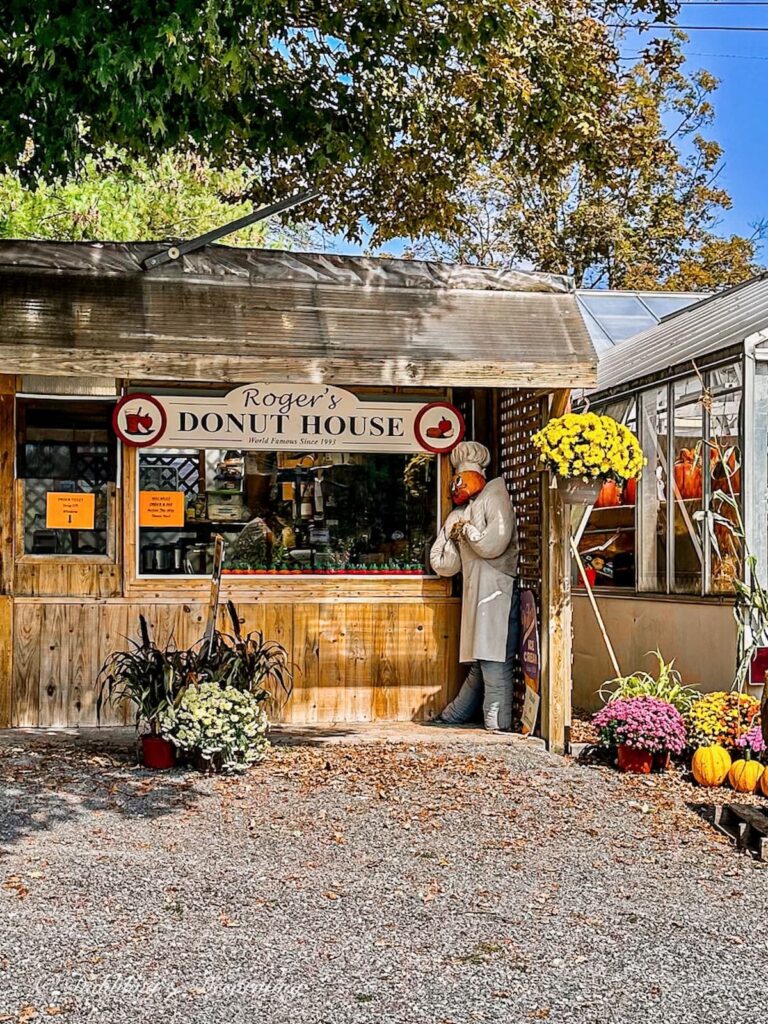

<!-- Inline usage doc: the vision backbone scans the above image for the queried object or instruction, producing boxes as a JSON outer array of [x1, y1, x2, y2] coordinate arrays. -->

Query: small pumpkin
[[759, 770, 768, 799], [728, 757, 764, 794], [595, 478, 622, 508], [691, 744, 731, 787]]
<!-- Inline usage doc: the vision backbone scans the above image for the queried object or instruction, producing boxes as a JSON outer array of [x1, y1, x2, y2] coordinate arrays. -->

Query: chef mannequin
[[430, 441, 519, 731]]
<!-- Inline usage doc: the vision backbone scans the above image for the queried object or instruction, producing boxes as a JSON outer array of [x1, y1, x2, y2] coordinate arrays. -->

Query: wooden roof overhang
[[0, 241, 597, 390]]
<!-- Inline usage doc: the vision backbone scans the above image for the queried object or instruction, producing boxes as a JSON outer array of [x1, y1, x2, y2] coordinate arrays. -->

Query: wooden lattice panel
[[499, 389, 544, 597], [498, 388, 545, 726]]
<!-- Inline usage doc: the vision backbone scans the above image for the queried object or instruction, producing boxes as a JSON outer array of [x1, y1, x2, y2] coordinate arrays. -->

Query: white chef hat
[[450, 441, 491, 476]]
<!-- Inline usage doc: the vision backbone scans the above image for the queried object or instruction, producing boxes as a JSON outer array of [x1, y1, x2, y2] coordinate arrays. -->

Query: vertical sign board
[[519, 589, 541, 736]]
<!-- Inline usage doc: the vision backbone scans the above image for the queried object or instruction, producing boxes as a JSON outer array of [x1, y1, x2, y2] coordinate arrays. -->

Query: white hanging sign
[[112, 384, 465, 454]]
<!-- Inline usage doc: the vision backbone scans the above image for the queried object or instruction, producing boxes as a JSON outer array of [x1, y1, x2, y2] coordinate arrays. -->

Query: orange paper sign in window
[[139, 490, 185, 528], [46, 492, 96, 529]]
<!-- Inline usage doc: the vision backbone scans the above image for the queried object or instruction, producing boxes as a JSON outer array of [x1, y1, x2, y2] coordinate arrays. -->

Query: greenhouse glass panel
[[672, 377, 704, 595]]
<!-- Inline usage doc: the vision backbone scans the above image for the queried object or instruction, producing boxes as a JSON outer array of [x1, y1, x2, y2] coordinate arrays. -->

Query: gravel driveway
[[1, 727, 767, 1024]]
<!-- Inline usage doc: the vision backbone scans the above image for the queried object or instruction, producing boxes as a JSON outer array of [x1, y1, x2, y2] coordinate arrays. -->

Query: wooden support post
[[0, 376, 15, 727], [549, 389, 571, 419], [541, 388, 572, 755]]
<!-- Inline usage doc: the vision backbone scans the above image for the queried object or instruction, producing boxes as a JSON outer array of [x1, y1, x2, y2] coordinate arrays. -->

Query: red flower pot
[[141, 734, 176, 770], [616, 744, 653, 774]]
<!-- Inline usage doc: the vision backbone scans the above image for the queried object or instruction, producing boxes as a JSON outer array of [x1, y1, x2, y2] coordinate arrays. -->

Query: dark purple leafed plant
[[593, 696, 687, 754]]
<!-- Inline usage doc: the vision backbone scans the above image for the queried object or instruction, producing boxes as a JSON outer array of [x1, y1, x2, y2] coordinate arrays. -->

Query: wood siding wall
[[1, 378, 551, 734], [10, 597, 461, 728], [0, 375, 464, 727]]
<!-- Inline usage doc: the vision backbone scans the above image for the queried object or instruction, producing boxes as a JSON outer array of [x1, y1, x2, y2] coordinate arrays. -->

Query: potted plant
[[190, 601, 293, 709], [162, 602, 292, 771], [598, 651, 701, 715], [96, 616, 187, 769], [593, 696, 687, 774], [685, 690, 760, 751], [532, 412, 645, 505], [160, 681, 270, 773]]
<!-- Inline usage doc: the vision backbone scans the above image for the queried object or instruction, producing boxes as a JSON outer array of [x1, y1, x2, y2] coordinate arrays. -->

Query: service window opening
[[137, 447, 439, 577]]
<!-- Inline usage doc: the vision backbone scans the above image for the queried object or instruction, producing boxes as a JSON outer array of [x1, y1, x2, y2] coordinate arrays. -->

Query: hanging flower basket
[[533, 412, 646, 506]]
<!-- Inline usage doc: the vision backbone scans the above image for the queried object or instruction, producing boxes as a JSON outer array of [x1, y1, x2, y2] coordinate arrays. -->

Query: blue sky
[[626, 4, 768, 242]]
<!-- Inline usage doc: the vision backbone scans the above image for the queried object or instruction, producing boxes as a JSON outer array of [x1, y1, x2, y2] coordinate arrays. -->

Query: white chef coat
[[429, 477, 519, 663]]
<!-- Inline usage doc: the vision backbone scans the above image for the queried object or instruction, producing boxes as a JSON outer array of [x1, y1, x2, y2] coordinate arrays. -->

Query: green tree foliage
[[0, 149, 270, 243], [0, 1, 675, 244], [409, 35, 762, 290]]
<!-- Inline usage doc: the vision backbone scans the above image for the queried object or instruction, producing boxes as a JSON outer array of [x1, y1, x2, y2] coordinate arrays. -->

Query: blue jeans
[[439, 585, 520, 731]]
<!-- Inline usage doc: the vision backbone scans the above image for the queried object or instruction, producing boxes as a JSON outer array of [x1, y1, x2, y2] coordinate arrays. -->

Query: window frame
[[132, 443, 446, 582], [14, 394, 119, 565], [577, 356, 744, 599]]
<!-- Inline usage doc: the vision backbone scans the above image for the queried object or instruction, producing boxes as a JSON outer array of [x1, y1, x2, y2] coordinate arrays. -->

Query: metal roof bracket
[[141, 188, 320, 271]]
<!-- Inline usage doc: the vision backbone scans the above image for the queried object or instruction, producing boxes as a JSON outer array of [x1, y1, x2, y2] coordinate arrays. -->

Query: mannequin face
[[450, 470, 486, 506]]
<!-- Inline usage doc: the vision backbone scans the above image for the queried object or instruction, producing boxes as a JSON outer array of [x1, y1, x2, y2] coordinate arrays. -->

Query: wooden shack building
[[0, 241, 597, 750]]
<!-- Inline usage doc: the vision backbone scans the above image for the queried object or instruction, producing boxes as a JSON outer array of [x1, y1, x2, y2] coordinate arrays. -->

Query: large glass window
[[580, 362, 743, 596], [17, 398, 116, 556], [672, 376, 704, 594], [638, 385, 668, 592], [137, 447, 438, 577]]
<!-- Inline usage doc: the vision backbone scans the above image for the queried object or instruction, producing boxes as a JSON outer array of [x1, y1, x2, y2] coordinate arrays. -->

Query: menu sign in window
[[46, 492, 96, 530], [139, 491, 186, 528]]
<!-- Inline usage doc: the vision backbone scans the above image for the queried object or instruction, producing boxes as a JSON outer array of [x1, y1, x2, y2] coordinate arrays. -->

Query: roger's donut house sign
[[113, 384, 465, 455]]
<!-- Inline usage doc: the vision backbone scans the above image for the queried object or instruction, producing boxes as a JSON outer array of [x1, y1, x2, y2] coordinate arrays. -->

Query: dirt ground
[[1, 726, 767, 1024]]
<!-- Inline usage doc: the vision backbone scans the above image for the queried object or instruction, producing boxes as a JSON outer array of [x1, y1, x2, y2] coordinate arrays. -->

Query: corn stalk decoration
[[692, 373, 768, 745]]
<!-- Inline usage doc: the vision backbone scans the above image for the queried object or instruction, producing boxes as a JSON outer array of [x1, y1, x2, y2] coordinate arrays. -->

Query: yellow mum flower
[[532, 412, 645, 484]]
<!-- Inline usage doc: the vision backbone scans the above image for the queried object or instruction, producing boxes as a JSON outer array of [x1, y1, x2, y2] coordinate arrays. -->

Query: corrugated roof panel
[[0, 242, 598, 388], [592, 275, 768, 396]]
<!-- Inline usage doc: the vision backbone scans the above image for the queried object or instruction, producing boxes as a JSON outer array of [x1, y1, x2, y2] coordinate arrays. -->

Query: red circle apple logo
[[112, 394, 167, 448], [414, 403, 465, 454]]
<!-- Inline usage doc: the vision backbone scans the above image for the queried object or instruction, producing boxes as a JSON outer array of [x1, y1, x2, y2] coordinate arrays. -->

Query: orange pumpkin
[[595, 479, 622, 508], [759, 770, 768, 799], [674, 448, 702, 500], [728, 758, 764, 794], [622, 477, 637, 506], [691, 744, 731, 787]]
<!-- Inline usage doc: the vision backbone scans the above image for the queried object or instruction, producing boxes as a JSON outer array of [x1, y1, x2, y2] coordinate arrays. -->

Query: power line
[[620, 49, 768, 57], [610, 22, 768, 30], [686, 47, 768, 54]]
